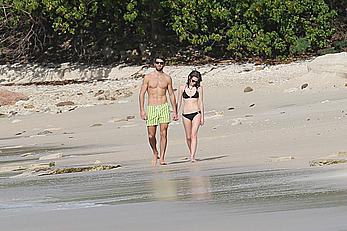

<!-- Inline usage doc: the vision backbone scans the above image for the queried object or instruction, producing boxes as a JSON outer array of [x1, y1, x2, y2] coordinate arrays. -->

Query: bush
[[165, 0, 337, 58], [0, 0, 339, 64]]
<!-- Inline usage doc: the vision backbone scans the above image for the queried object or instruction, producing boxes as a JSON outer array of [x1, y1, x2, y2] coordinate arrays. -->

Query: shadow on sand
[[169, 155, 228, 165]]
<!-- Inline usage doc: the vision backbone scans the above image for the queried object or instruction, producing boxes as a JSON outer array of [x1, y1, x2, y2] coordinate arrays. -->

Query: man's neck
[[155, 69, 164, 74]]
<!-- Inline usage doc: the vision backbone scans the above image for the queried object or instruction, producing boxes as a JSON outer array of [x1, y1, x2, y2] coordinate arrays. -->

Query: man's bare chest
[[148, 78, 168, 89]]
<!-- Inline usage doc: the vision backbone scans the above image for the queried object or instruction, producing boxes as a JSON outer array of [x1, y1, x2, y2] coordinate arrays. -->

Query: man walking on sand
[[139, 57, 178, 166]]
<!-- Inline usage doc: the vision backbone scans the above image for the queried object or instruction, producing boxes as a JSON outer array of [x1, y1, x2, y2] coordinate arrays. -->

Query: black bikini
[[182, 87, 201, 121], [182, 87, 199, 99], [182, 111, 201, 121]]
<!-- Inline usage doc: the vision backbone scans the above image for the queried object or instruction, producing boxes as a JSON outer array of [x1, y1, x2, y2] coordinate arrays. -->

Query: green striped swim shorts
[[146, 103, 171, 126]]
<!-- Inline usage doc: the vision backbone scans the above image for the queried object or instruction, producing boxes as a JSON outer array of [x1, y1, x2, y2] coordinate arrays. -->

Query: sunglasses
[[155, 61, 164, 65], [191, 79, 198, 83]]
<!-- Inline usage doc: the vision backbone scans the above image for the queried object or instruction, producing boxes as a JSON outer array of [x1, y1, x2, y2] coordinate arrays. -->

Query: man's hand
[[172, 112, 179, 121], [140, 110, 147, 120]]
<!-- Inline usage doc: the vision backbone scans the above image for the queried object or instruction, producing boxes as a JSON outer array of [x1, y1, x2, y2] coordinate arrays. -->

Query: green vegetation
[[0, 0, 345, 64]]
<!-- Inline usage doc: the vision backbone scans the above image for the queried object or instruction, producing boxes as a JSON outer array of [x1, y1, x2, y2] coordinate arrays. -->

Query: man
[[139, 57, 178, 166]]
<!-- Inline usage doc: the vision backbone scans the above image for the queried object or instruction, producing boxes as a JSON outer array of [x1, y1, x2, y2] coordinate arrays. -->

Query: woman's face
[[190, 76, 199, 86]]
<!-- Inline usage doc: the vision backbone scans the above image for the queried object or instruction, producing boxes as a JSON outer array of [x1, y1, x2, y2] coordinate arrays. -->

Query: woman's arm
[[198, 85, 204, 125]]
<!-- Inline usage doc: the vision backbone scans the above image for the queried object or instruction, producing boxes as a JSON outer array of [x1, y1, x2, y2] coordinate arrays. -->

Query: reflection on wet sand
[[190, 174, 212, 201], [150, 166, 212, 201], [152, 177, 178, 201], [189, 166, 212, 201]]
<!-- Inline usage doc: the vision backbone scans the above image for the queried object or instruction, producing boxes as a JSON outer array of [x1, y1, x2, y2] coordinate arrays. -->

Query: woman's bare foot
[[190, 155, 196, 163], [159, 157, 167, 166]]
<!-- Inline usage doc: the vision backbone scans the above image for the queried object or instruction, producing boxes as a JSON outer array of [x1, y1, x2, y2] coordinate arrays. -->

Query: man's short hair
[[154, 56, 166, 63]]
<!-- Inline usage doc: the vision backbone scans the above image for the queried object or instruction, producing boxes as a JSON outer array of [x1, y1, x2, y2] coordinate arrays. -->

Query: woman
[[177, 70, 204, 162]]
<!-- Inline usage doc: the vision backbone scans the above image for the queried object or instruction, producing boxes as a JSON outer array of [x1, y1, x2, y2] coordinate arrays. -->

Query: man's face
[[154, 59, 165, 71]]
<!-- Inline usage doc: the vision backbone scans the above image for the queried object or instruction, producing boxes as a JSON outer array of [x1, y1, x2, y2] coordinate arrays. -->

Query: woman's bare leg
[[190, 114, 201, 162], [182, 117, 192, 158]]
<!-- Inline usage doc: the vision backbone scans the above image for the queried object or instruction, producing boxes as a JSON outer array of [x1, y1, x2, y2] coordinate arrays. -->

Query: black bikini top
[[183, 87, 199, 99]]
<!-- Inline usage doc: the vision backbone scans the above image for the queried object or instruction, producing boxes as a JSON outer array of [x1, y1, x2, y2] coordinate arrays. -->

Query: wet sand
[[1, 164, 347, 230], [2, 203, 347, 231]]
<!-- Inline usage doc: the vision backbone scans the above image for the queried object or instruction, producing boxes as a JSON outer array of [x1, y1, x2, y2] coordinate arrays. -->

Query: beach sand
[[0, 52, 347, 230]]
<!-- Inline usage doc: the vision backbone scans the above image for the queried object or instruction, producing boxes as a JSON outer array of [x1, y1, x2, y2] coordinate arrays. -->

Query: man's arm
[[177, 85, 183, 113], [167, 76, 178, 120], [139, 76, 148, 120]]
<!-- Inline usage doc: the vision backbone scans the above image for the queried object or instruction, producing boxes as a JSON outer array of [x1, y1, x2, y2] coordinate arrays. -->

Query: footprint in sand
[[309, 151, 347, 167], [321, 100, 330, 104], [228, 117, 247, 126], [284, 88, 298, 93], [268, 156, 295, 162], [309, 159, 347, 167], [120, 123, 137, 128], [321, 151, 347, 159], [212, 124, 223, 129], [37, 130, 53, 135], [39, 153, 63, 161], [45, 127, 63, 131], [337, 151, 347, 157], [90, 123, 103, 127], [15, 131, 26, 136], [1, 145, 23, 149], [108, 118, 127, 123], [108, 115, 135, 123], [205, 110, 224, 119], [20, 152, 33, 157]]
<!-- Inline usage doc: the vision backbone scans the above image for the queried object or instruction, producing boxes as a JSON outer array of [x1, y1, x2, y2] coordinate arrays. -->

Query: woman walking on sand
[[177, 70, 204, 162]]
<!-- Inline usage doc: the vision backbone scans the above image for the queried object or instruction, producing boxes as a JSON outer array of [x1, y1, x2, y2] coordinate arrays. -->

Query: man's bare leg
[[159, 123, 169, 165], [147, 126, 159, 166]]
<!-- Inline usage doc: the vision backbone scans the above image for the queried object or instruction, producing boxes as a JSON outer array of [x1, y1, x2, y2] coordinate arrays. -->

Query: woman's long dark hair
[[186, 70, 202, 88]]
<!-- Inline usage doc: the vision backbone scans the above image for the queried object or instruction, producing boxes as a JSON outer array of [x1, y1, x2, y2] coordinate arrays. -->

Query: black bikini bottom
[[182, 111, 201, 121]]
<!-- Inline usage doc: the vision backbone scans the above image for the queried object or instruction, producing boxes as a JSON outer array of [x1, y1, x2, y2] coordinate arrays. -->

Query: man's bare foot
[[152, 152, 159, 166], [152, 159, 158, 167]]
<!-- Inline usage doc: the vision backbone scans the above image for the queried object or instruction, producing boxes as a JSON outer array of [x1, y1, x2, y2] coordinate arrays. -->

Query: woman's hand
[[200, 117, 204, 125]]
